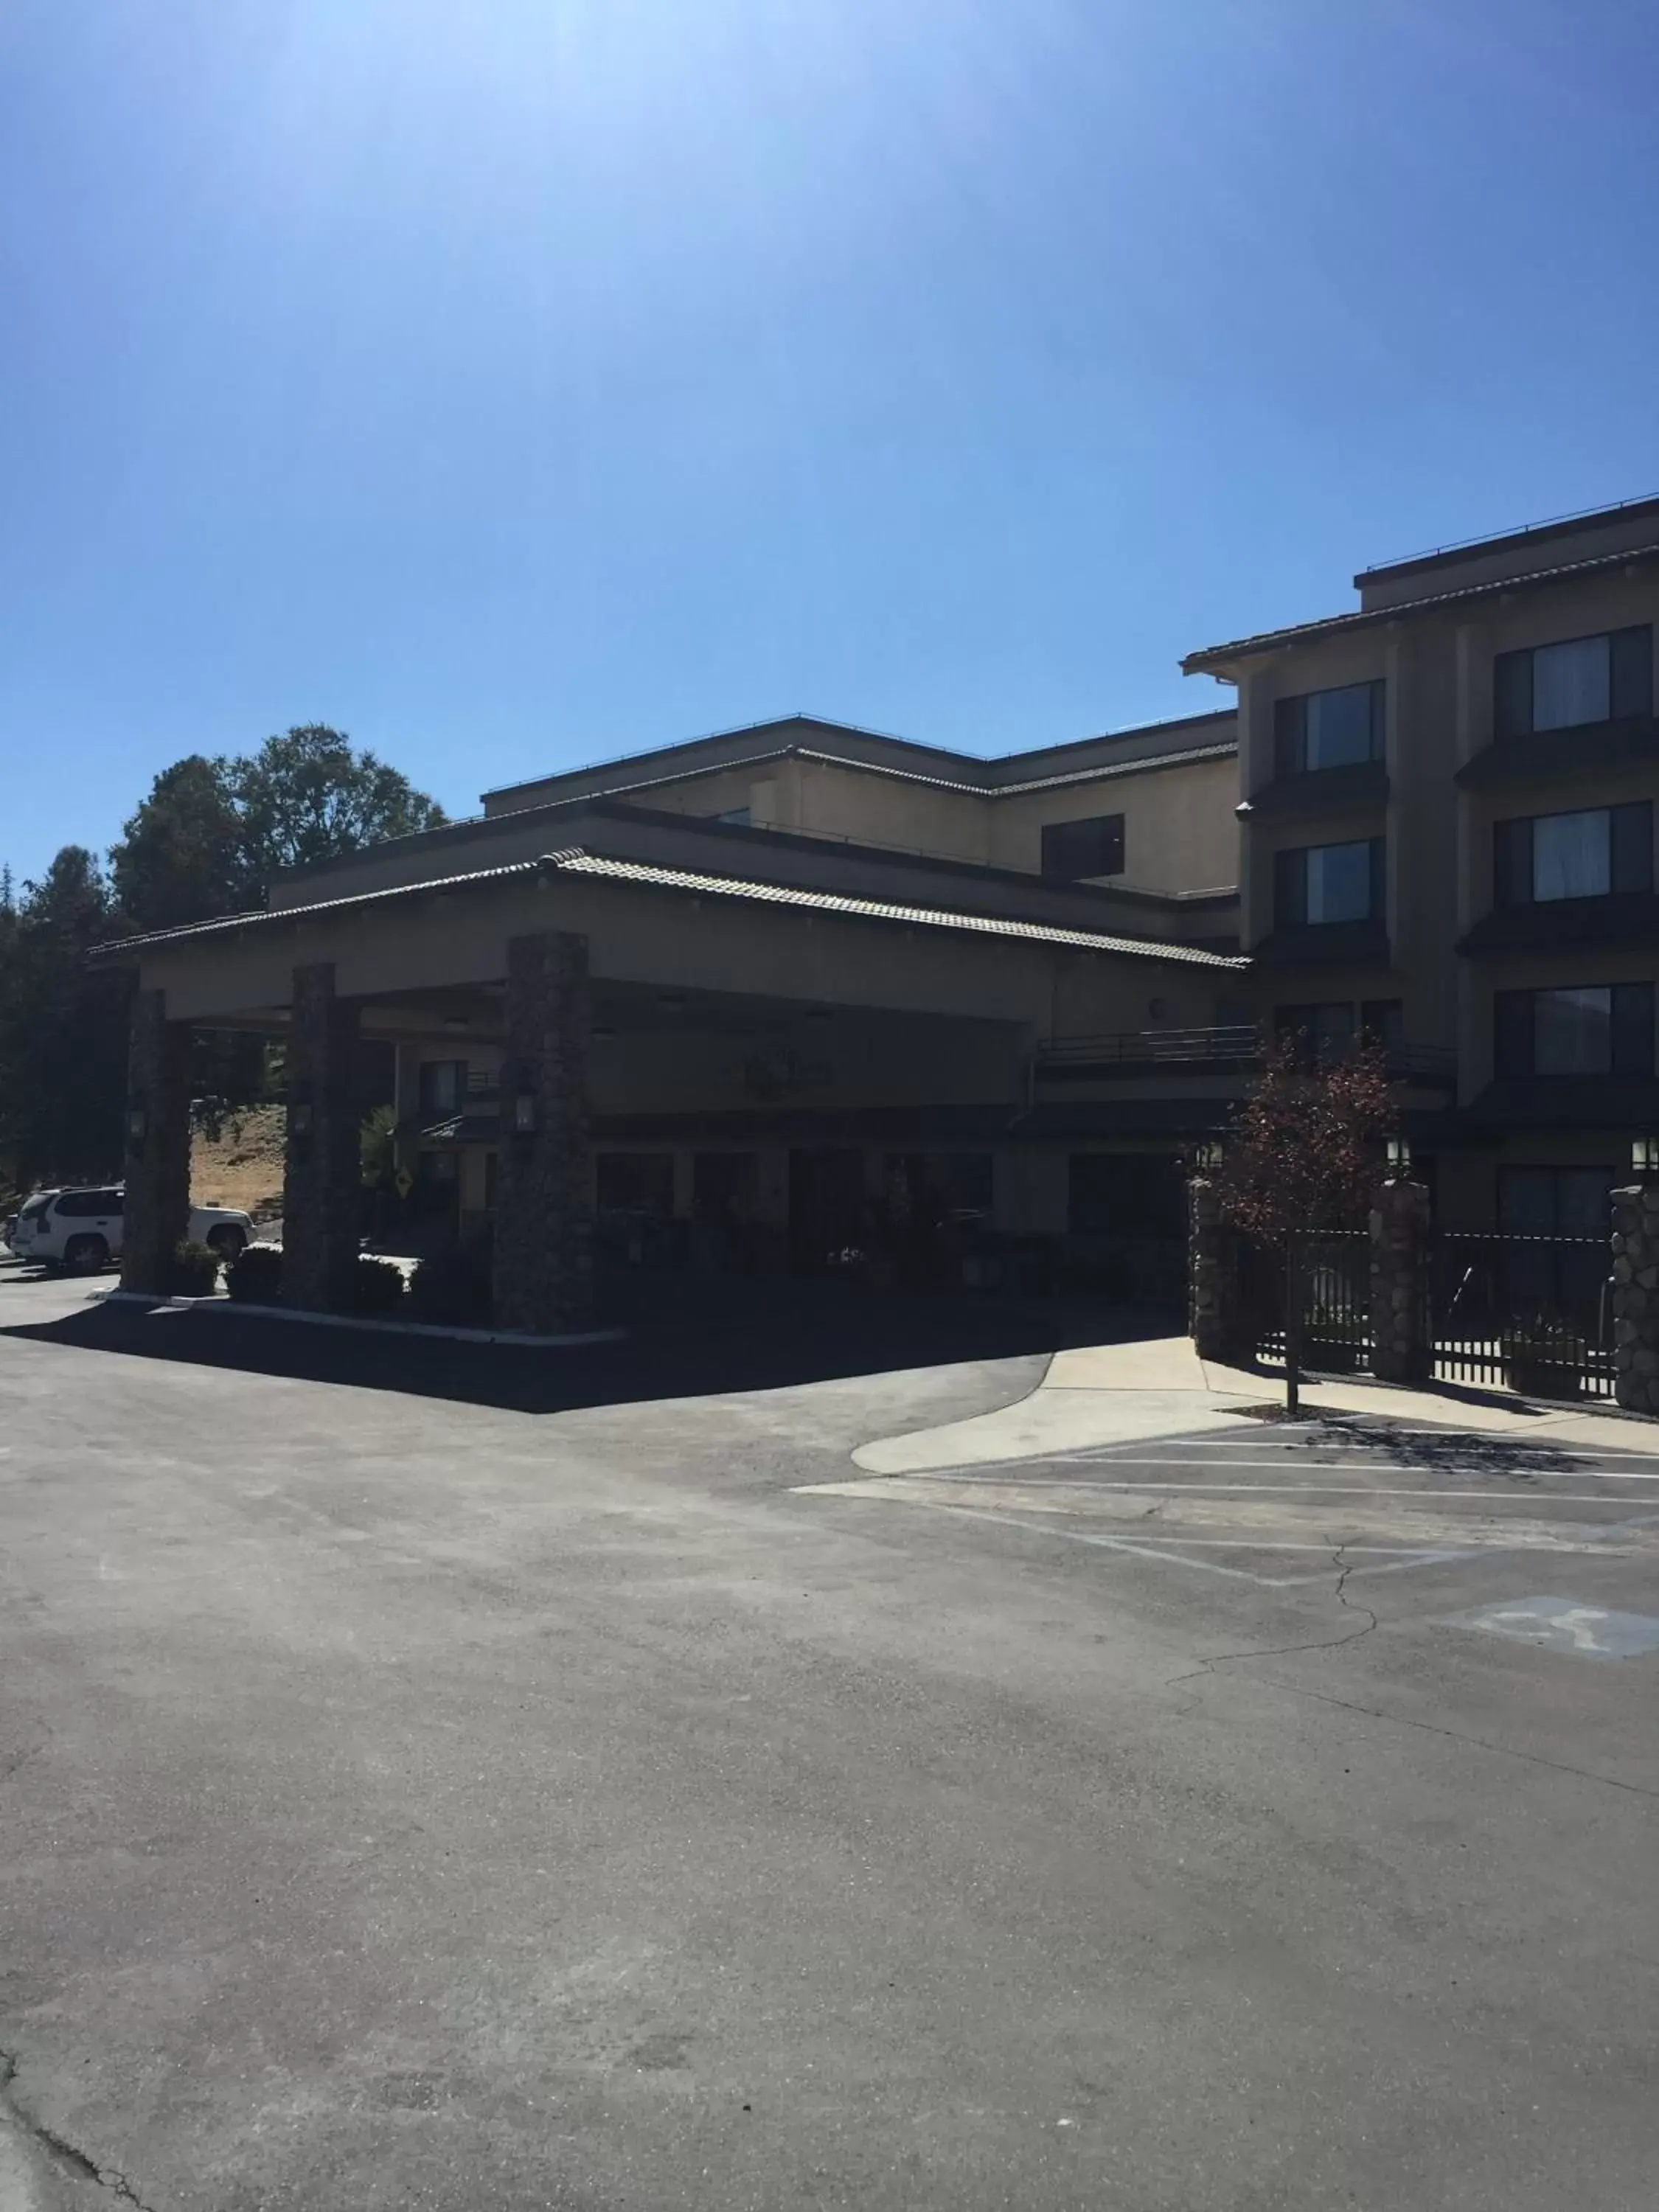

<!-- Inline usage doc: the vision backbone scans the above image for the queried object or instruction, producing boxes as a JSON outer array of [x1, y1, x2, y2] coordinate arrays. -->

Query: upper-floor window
[[1494, 802, 1653, 905], [1273, 837, 1384, 929], [1273, 681, 1383, 776], [1274, 999, 1403, 1062], [1042, 813, 1124, 880], [417, 1059, 467, 1116], [1494, 625, 1652, 738], [1495, 983, 1655, 1078]]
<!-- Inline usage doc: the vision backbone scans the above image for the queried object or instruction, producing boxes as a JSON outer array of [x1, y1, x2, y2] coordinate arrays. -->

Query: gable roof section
[[479, 708, 1237, 813], [95, 844, 1246, 970], [1182, 539, 1659, 674]]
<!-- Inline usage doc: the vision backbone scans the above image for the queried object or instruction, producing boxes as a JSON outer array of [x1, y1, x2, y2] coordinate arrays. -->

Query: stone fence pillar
[[1188, 1177, 1247, 1364], [1610, 1184, 1659, 1415], [493, 931, 594, 1335], [1368, 1177, 1431, 1382], [282, 963, 363, 1313], [120, 989, 192, 1296]]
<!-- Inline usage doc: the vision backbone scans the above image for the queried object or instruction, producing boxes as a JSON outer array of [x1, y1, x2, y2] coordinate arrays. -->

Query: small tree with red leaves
[[1216, 1034, 1397, 1411]]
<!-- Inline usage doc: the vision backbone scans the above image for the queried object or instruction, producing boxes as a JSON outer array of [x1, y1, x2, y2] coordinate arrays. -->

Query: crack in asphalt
[[1166, 1541, 1379, 1690], [1250, 1679, 1659, 1801], [0, 2052, 163, 2212]]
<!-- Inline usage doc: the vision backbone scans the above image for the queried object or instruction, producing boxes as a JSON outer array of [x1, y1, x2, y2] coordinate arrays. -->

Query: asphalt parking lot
[[1, 1262, 1656, 2211]]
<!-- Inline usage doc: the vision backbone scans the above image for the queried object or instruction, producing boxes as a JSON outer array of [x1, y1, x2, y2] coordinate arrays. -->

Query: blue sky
[[3, 0, 1656, 887]]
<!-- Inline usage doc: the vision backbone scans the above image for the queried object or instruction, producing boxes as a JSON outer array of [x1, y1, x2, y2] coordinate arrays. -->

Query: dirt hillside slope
[[191, 1105, 286, 1222]]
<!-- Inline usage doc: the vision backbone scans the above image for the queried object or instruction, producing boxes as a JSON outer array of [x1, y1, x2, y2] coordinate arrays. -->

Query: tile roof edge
[[1183, 538, 1659, 671]]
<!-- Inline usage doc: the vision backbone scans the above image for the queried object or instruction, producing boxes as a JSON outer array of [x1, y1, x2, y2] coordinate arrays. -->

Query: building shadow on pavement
[[0, 1271, 1174, 1415]]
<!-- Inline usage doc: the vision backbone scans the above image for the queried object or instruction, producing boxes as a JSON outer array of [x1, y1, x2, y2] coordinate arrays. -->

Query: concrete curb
[[97, 1289, 625, 1349], [852, 1333, 1659, 1475]]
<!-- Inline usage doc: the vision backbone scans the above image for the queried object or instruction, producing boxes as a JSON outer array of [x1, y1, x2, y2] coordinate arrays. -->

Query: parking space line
[[896, 1477, 1654, 1501], [1034, 1456, 1659, 1480], [886, 1501, 1478, 1587]]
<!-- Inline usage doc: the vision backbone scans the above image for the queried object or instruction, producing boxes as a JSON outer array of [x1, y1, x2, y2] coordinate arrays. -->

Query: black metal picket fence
[[1430, 1230, 1616, 1399], [1245, 1230, 1373, 1374]]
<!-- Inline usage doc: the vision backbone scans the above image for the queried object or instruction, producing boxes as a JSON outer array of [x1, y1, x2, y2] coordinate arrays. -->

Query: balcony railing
[[1037, 1026, 1456, 1087], [1038, 1025, 1262, 1071]]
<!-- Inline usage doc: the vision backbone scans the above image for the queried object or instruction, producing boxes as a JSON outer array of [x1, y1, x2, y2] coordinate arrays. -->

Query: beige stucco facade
[[103, 496, 1658, 1312], [1189, 495, 1659, 1224]]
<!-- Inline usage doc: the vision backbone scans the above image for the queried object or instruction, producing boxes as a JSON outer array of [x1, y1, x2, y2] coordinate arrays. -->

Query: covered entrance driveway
[[100, 834, 1239, 1331]]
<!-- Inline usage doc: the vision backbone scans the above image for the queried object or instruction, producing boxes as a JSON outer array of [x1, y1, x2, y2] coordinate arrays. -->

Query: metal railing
[[1037, 1026, 1457, 1083], [1039, 1024, 1262, 1071], [1430, 1229, 1616, 1398]]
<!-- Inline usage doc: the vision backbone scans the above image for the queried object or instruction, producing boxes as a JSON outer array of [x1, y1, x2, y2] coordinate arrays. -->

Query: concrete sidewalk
[[852, 1335, 1655, 1474]]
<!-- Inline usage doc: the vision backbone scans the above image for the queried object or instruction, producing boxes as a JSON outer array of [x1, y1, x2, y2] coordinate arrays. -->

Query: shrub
[[352, 1256, 408, 1317], [1507, 1312, 1588, 1366], [168, 1240, 221, 1297], [226, 1242, 284, 1304], [408, 1243, 493, 1327]]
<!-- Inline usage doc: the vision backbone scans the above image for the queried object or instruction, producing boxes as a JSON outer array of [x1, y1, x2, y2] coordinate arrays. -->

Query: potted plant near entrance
[[1505, 1313, 1587, 1401]]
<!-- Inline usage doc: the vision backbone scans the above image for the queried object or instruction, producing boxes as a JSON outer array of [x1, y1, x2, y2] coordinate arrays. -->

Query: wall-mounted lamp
[[512, 1092, 537, 1135], [1386, 1135, 1413, 1175], [291, 1101, 314, 1137], [442, 1013, 469, 1032], [589, 1024, 616, 1041], [1633, 1135, 1659, 1177], [126, 1104, 148, 1145]]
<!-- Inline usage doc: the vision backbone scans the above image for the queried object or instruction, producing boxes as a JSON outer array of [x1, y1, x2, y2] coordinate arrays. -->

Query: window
[[1273, 681, 1383, 776], [1495, 983, 1655, 1078], [1359, 998, 1405, 1054], [883, 1152, 995, 1218], [417, 1060, 467, 1117], [1499, 1166, 1615, 1237], [1493, 804, 1653, 905], [596, 1152, 675, 1216], [1068, 1153, 1186, 1237], [1273, 838, 1384, 928], [1042, 813, 1125, 880], [1275, 999, 1404, 1064], [1494, 625, 1652, 738], [1275, 1002, 1355, 1062], [53, 1189, 122, 1218]]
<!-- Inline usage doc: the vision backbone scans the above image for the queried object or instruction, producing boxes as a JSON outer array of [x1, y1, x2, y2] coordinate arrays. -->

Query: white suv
[[9, 1187, 254, 1273]]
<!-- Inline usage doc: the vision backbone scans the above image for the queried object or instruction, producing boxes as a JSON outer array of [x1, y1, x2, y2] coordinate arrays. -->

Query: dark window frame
[[1493, 624, 1654, 740], [1494, 801, 1654, 907], [417, 1058, 469, 1117], [1493, 981, 1656, 1079], [1273, 837, 1385, 930], [1497, 1165, 1618, 1237], [1273, 680, 1385, 778], [1040, 813, 1126, 881], [595, 1151, 677, 1217]]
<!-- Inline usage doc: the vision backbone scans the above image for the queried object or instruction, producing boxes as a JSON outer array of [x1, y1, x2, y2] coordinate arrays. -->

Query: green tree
[[111, 726, 447, 922], [0, 848, 131, 1189], [106, 726, 446, 1124], [229, 725, 447, 884], [108, 754, 248, 931]]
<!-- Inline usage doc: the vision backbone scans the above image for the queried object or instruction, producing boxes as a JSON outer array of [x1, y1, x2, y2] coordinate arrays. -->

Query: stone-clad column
[[1610, 1184, 1659, 1415], [1369, 1178, 1431, 1382], [120, 989, 192, 1295], [493, 931, 593, 1334], [1188, 1177, 1246, 1363], [281, 964, 362, 1312]]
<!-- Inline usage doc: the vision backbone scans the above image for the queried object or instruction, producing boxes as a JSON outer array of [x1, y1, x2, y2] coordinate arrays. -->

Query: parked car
[[8, 1186, 254, 1273]]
